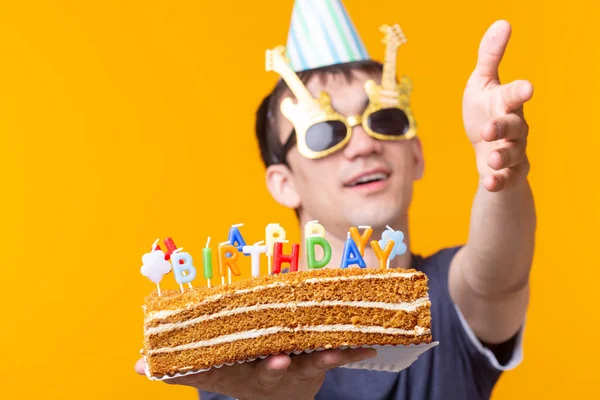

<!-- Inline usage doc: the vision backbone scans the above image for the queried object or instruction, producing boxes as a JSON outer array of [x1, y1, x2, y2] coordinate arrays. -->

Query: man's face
[[270, 70, 424, 237]]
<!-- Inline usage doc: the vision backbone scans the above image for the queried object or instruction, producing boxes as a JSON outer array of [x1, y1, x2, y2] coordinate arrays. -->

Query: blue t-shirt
[[199, 246, 524, 400]]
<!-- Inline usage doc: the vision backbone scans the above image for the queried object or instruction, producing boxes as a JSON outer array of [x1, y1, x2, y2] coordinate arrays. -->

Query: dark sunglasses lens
[[305, 121, 348, 152], [368, 108, 410, 136]]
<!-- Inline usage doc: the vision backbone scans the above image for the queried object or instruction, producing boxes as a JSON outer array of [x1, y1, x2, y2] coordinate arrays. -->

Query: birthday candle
[[370, 240, 395, 270], [266, 223, 286, 275], [305, 220, 325, 238], [242, 241, 268, 277], [228, 223, 248, 254], [218, 242, 241, 285], [203, 237, 213, 288], [340, 232, 366, 269], [349, 226, 373, 256], [306, 236, 332, 269], [272, 241, 300, 274], [141, 239, 172, 296], [163, 237, 178, 261], [378, 226, 408, 268], [171, 249, 197, 292]]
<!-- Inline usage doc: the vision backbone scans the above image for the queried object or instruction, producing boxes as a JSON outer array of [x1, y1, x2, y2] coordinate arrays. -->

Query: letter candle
[[228, 223, 248, 254], [218, 241, 241, 285], [242, 241, 268, 277], [370, 239, 395, 270], [349, 225, 373, 256], [266, 223, 286, 275], [170, 248, 197, 292], [203, 237, 213, 288], [304, 220, 325, 238], [163, 237, 178, 261], [305, 220, 332, 269], [340, 232, 366, 269], [272, 241, 299, 274]]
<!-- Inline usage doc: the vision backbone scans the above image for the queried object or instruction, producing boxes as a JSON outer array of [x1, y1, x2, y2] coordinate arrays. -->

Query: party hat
[[285, 0, 370, 72]]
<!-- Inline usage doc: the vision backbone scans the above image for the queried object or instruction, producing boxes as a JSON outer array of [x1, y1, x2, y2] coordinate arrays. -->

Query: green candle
[[306, 236, 332, 269], [203, 238, 213, 280]]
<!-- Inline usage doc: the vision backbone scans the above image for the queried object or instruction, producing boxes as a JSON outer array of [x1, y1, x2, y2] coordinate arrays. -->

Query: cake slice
[[142, 267, 431, 380]]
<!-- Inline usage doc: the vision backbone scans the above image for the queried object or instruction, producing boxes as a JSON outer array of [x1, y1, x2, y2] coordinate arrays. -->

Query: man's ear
[[265, 164, 301, 209], [411, 137, 425, 180]]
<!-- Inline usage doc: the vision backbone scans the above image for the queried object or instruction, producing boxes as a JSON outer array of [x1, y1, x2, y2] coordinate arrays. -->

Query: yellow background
[[1, 0, 598, 398]]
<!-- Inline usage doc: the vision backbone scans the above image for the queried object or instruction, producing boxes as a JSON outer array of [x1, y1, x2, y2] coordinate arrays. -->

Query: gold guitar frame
[[266, 23, 417, 160]]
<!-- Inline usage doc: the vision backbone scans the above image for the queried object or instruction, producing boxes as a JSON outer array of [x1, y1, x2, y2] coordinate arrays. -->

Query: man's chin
[[344, 205, 403, 229]]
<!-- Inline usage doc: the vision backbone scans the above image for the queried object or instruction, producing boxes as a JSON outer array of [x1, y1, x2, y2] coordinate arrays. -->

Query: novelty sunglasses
[[266, 24, 417, 162]]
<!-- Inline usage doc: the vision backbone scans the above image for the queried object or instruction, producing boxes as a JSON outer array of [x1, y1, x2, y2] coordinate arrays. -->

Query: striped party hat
[[285, 0, 370, 72]]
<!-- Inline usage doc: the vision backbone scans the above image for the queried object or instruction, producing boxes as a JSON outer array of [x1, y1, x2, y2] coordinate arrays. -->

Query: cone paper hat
[[285, 0, 370, 72]]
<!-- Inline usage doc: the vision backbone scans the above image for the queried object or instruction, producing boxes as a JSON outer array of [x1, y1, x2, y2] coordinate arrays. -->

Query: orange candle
[[349, 226, 373, 256], [370, 240, 395, 270], [218, 243, 241, 285]]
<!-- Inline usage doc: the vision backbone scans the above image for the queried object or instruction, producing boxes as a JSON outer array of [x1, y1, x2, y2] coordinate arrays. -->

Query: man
[[135, 1, 535, 398]]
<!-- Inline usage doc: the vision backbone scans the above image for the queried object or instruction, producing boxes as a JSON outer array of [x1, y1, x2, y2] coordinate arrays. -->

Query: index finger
[[468, 20, 512, 89], [254, 354, 292, 388]]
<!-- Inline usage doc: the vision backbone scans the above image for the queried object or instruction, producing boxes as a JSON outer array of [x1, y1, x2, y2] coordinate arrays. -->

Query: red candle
[[164, 237, 178, 261], [272, 242, 300, 274]]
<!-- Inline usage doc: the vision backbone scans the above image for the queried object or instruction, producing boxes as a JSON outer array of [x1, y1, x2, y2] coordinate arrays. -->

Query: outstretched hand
[[135, 348, 375, 400], [462, 20, 533, 192]]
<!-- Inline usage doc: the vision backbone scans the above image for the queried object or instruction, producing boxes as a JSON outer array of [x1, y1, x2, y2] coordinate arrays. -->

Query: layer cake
[[142, 267, 431, 380]]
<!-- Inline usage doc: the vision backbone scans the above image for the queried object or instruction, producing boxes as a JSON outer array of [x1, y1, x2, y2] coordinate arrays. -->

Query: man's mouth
[[345, 172, 390, 188]]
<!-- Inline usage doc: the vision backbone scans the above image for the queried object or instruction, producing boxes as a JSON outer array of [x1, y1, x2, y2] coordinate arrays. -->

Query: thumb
[[467, 20, 512, 89]]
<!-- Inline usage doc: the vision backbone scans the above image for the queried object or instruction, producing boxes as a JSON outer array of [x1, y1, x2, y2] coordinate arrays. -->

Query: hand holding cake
[[135, 348, 376, 400]]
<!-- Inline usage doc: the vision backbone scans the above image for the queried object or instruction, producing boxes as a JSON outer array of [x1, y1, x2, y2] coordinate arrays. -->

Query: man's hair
[[255, 60, 384, 168]]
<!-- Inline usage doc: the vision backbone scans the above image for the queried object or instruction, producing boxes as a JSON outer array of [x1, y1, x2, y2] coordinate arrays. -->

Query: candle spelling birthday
[[139, 222, 407, 295]]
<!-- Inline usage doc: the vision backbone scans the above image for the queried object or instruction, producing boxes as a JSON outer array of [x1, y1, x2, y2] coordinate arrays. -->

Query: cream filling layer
[[303, 272, 418, 284], [145, 272, 422, 323], [145, 298, 430, 335], [148, 325, 431, 354]]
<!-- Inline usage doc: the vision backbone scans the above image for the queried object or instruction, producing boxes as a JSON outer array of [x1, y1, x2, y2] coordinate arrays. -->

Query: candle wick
[[206, 237, 211, 248], [233, 223, 244, 227], [386, 225, 394, 231], [151, 238, 159, 251]]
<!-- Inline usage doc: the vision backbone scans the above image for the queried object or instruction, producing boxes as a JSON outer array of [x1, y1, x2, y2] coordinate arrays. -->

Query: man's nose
[[343, 115, 383, 159]]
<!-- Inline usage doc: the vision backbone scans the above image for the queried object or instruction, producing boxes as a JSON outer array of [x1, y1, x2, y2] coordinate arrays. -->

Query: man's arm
[[449, 20, 536, 345]]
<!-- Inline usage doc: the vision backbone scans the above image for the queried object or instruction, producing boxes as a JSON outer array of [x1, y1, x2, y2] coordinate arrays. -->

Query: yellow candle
[[304, 220, 325, 238], [370, 240, 394, 270], [350, 226, 373, 256]]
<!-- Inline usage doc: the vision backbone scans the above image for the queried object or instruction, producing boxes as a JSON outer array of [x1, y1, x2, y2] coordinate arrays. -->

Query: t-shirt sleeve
[[454, 302, 524, 370], [430, 246, 525, 372]]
